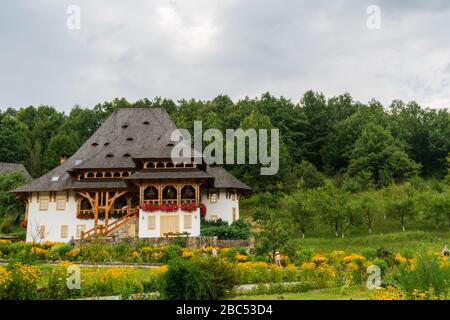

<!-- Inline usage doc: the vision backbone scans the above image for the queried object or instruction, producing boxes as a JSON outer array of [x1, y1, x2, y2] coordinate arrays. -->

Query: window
[[231, 192, 236, 201], [39, 198, 49, 211], [61, 225, 68, 239], [51, 176, 59, 182], [210, 193, 217, 203], [148, 215, 156, 230], [209, 215, 218, 222], [184, 214, 192, 229], [76, 225, 86, 239], [232, 208, 237, 223], [56, 197, 66, 210], [39, 225, 46, 239]]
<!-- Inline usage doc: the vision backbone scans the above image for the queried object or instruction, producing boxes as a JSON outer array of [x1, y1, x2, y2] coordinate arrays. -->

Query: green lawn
[[292, 230, 449, 254], [232, 286, 375, 300]]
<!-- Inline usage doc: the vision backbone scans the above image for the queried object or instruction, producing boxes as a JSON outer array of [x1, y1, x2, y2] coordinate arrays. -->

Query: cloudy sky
[[1, 0, 450, 111]]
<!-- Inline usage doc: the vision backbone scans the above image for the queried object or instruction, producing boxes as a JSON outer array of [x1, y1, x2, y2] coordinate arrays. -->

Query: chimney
[[60, 154, 68, 165]]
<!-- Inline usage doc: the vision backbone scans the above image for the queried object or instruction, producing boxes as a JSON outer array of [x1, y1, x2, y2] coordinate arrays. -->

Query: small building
[[0, 162, 31, 179], [13, 108, 250, 242]]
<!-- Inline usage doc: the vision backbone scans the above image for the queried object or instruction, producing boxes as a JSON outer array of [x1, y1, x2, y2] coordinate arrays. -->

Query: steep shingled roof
[[206, 166, 251, 191], [13, 108, 251, 193], [0, 162, 31, 178]]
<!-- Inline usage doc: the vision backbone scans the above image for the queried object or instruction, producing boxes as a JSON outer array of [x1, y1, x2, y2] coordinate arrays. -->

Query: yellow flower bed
[[66, 248, 80, 258], [235, 254, 248, 262], [0, 240, 11, 245], [0, 266, 12, 289], [372, 286, 404, 300], [394, 253, 408, 264], [12, 263, 40, 283], [181, 248, 193, 258], [311, 254, 328, 266]]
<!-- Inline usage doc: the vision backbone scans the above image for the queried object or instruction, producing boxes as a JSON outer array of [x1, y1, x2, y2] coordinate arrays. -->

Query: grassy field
[[232, 286, 375, 300], [291, 231, 449, 254]]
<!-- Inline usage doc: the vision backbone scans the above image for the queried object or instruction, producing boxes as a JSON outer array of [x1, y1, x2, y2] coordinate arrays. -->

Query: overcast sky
[[1, 0, 450, 111]]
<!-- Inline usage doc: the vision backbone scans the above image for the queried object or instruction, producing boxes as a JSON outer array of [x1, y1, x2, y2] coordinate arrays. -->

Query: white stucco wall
[[26, 192, 117, 243], [201, 190, 239, 224], [138, 208, 200, 237]]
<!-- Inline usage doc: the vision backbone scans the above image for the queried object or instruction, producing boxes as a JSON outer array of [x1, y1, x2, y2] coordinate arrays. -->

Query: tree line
[[1, 91, 450, 193]]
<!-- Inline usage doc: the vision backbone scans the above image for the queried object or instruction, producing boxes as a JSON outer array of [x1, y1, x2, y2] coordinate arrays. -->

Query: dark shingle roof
[[0, 163, 31, 178], [206, 166, 251, 191], [13, 108, 251, 193]]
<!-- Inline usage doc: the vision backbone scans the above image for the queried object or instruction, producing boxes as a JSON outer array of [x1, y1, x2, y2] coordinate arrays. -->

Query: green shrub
[[295, 248, 315, 263], [200, 219, 250, 240], [0, 216, 16, 234], [393, 253, 449, 299], [79, 242, 113, 263], [161, 257, 238, 300], [372, 258, 389, 276], [50, 243, 73, 260], [112, 243, 132, 261], [361, 248, 377, 260], [2, 262, 40, 300], [42, 265, 80, 299]]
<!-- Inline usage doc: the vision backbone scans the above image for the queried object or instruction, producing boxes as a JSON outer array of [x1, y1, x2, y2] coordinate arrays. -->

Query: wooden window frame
[[210, 192, 217, 203], [184, 214, 192, 229], [56, 197, 66, 211], [39, 197, 49, 211], [60, 225, 69, 239], [76, 224, 86, 239], [148, 215, 156, 230]]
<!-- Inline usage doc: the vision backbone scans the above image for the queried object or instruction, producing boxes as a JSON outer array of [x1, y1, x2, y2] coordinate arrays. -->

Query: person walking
[[202, 243, 207, 257], [212, 247, 218, 257], [442, 245, 450, 257], [274, 251, 281, 267]]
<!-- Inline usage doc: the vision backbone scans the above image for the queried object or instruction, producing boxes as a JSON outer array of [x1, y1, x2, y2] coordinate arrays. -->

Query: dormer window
[[51, 176, 60, 182], [143, 121, 150, 125], [106, 154, 114, 158], [122, 123, 129, 129], [104, 142, 110, 146], [126, 138, 134, 142], [91, 143, 98, 147], [123, 154, 131, 158]]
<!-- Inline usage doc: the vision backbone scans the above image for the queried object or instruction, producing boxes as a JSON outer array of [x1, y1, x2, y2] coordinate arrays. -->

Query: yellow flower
[[311, 254, 328, 266], [12, 263, 40, 283], [66, 248, 80, 258], [372, 286, 404, 300], [329, 250, 345, 262], [409, 258, 416, 271], [286, 263, 297, 272], [131, 251, 140, 259], [394, 253, 407, 264], [0, 266, 12, 289], [151, 252, 163, 260], [153, 265, 168, 274], [181, 248, 193, 258], [301, 262, 315, 271], [235, 254, 248, 262], [0, 240, 11, 245]]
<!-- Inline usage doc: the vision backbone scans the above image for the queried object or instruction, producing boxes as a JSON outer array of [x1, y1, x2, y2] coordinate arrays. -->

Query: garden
[[0, 236, 448, 300]]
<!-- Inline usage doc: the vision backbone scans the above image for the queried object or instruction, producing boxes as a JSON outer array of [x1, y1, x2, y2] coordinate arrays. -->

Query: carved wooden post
[[104, 192, 110, 233], [94, 192, 99, 235]]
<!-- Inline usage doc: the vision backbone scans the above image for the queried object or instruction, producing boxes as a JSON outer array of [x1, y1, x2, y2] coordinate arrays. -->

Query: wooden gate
[[160, 215, 179, 236]]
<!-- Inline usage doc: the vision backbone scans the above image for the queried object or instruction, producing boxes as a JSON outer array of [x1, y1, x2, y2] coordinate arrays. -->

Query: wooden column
[[104, 192, 110, 231], [94, 192, 99, 235], [176, 184, 181, 205]]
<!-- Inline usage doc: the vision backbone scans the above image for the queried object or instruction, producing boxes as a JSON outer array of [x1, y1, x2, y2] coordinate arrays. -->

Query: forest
[[1, 90, 450, 237]]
